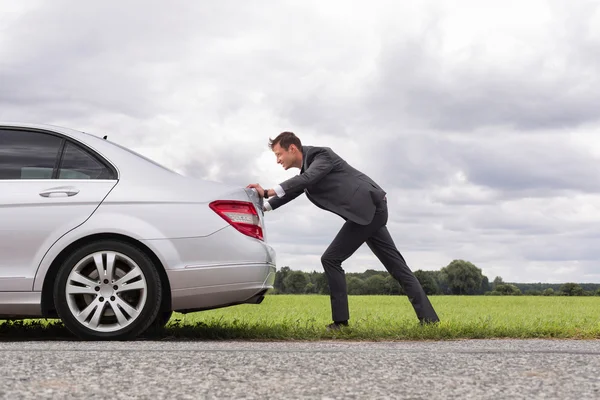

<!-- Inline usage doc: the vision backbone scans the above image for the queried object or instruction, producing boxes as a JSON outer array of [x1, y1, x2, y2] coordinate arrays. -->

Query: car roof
[[1, 121, 99, 140], [0, 122, 181, 179]]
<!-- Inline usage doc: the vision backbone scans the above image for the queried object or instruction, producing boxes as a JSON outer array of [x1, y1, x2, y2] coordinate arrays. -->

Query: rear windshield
[[104, 138, 181, 175]]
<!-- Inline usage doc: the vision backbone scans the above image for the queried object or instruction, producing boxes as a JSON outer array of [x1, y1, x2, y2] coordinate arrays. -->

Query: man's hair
[[268, 131, 302, 151]]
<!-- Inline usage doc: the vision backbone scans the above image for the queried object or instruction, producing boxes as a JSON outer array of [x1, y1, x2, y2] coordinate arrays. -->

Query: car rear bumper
[[166, 262, 276, 312], [141, 226, 277, 312]]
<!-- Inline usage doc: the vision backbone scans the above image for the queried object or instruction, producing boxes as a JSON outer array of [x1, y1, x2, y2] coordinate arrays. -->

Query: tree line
[[272, 259, 600, 296]]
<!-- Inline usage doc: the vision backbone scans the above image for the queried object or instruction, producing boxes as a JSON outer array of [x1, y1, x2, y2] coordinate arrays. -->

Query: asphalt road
[[0, 339, 599, 399]]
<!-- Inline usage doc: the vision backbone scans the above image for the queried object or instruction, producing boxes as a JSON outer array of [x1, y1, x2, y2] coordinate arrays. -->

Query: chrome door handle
[[39, 187, 80, 197]]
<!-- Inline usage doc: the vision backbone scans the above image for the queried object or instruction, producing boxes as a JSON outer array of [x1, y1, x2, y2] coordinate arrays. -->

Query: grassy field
[[2, 295, 600, 340]]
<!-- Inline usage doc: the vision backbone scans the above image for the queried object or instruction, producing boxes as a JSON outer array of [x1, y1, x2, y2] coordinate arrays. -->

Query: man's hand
[[246, 183, 266, 198]]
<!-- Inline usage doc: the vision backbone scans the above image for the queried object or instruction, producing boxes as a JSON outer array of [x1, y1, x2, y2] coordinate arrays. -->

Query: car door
[[0, 128, 118, 291]]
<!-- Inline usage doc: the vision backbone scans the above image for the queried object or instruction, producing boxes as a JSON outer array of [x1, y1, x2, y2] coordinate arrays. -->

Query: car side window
[[0, 129, 63, 180], [59, 141, 115, 180]]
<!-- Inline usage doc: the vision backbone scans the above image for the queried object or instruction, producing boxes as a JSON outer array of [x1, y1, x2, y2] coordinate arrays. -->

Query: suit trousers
[[320, 198, 440, 323]]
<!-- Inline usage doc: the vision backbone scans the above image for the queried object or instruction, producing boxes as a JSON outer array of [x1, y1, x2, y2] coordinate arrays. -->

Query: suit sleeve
[[278, 150, 333, 194], [267, 188, 303, 210]]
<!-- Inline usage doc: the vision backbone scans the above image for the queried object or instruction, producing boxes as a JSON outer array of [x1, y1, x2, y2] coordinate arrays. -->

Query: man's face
[[273, 143, 297, 170]]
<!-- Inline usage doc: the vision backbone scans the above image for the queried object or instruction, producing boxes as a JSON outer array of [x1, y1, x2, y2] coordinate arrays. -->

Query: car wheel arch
[[40, 233, 172, 319]]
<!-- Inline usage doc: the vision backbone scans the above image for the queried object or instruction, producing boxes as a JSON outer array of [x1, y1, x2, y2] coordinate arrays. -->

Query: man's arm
[[279, 149, 333, 194], [261, 185, 286, 199], [265, 187, 303, 211]]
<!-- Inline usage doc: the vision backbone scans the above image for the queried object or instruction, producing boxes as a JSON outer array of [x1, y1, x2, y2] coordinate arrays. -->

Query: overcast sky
[[2, 0, 600, 283]]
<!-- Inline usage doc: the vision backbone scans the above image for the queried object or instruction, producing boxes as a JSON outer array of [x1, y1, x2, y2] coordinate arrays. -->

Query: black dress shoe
[[419, 318, 440, 326], [326, 321, 348, 331]]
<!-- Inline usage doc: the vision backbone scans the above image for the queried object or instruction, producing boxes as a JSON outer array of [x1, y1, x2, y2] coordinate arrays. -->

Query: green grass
[[2, 295, 600, 340]]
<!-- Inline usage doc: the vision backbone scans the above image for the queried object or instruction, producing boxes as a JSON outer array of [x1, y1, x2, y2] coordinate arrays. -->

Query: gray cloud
[[0, 0, 292, 121], [182, 150, 258, 185], [457, 139, 600, 195], [360, 131, 600, 205], [365, 2, 600, 132], [278, 2, 600, 134]]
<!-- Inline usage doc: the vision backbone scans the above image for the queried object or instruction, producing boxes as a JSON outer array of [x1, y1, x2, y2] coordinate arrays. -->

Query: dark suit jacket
[[267, 145, 387, 225]]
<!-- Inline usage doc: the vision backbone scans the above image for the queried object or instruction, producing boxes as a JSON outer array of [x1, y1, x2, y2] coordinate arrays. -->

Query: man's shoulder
[[303, 145, 333, 155], [303, 145, 344, 166]]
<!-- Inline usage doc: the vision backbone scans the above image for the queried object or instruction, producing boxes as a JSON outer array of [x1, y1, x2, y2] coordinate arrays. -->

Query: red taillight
[[209, 200, 264, 241]]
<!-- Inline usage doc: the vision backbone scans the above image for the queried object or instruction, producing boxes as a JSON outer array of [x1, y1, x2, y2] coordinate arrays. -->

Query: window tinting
[[0, 129, 62, 180], [59, 141, 114, 179]]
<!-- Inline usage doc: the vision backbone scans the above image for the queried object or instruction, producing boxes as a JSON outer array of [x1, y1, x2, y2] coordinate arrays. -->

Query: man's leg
[[321, 207, 387, 323], [365, 224, 440, 323]]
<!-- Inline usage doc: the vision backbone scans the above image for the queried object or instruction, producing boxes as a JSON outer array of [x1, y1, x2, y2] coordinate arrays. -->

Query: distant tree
[[304, 282, 315, 294], [272, 266, 599, 297], [480, 275, 491, 294], [431, 270, 450, 294], [312, 272, 330, 295], [347, 276, 366, 295], [362, 269, 384, 279], [414, 270, 440, 295], [492, 276, 504, 290], [441, 260, 484, 295], [525, 290, 542, 296], [274, 266, 291, 292], [364, 275, 387, 295], [494, 284, 522, 296], [383, 275, 404, 295], [559, 283, 584, 296], [516, 283, 545, 293], [283, 271, 309, 294], [580, 283, 600, 292]]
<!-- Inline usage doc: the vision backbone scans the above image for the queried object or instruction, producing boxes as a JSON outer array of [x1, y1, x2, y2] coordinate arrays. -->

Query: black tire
[[53, 240, 162, 340], [141, 310, 174, 338], [153, 310, 173, 329]]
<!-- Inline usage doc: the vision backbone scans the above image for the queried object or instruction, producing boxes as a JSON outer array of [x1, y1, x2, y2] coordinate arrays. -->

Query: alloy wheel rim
[[65, 251, 148, 332]]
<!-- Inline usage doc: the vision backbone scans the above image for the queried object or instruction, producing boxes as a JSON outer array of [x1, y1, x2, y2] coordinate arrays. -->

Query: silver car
[[0, 122, 276, 340]]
